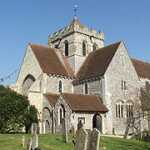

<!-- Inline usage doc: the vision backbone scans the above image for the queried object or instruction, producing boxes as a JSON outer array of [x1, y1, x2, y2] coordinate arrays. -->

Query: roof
[[30, 44, 74, 78], [131, 58, 150, 80], [62, 93, 108, 113], [75, 42, 121, 82], [45, 93, 108, 113], [44, 93, 59, 106]]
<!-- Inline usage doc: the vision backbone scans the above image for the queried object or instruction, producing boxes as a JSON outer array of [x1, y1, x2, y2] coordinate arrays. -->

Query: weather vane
[[74, 4, 78, 20]]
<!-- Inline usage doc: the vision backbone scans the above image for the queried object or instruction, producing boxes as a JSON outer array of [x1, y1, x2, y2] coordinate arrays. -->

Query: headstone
[[75, 128, 88, 150], [22, 135, 25, 148], [26, 138, 32, 150], [26, 123, 39, 150], [77, 120, 83, 130], [62, 118, 68, 143], [31, 134, 39, 150], [88, 128, 100, 150]]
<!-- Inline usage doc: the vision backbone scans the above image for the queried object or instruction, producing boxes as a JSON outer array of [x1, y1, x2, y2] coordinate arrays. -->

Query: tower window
[[59, 80, 63, 93], [121, 80, 127, 90], [84, 83, 89, 94], [93, 43, 98, 51], [64, 40, 69, 56], [82, 41, 87, 56]]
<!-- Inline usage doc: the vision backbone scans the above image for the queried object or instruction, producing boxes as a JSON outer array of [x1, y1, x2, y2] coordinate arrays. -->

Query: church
[[14, 18, 150, 135]]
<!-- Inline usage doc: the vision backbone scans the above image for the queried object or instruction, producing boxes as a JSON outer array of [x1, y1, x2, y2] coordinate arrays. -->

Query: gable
[[16, 45, 42, 88], [30, 44, 74, 78], [105, 42, 139, 87], [74, 41, 121, 82]]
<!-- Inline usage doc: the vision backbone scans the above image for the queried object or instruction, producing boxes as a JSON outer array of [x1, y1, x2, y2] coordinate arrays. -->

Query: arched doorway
[[93, 113, 102, 133]]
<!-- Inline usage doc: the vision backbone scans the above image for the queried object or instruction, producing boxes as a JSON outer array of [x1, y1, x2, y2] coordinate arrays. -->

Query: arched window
[[22, 74, 35, 96], [93, 43, 98, 51], [58, 104, 65, 125], [116, 101, 124, 118], [84, 83, 89, 94], [64, 40, 69, 56], [126, 101, 133, 118], [82, 41, 87, 56], [58, 80, 63, 93]]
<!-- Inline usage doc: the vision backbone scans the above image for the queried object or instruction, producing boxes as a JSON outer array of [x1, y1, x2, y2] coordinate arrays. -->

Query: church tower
[[48, 18, 104, 74]]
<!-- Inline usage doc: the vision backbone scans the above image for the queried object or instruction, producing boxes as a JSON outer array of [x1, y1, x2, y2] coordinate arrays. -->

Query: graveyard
[[0, 134, 150, 150]]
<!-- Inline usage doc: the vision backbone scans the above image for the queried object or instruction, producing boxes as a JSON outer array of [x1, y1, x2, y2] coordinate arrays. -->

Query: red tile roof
[[44, 93, 59, 106], [30, 44, 74, 78], [131, 58, 150, 80], [62, 93, 108, 113], [45, 93, 108, 113], [75, 42, 121, 82]]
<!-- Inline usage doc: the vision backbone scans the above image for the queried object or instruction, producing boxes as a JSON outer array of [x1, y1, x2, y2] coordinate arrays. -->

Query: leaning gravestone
[[75, 128, 88, 150]]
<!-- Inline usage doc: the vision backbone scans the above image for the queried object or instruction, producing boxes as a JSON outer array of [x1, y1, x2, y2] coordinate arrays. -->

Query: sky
[[0, 0, 149, 85]]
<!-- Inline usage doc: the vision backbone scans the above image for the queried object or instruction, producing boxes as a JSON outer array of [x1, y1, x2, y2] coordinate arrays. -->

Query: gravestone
[[62, 118, 68, 143], [26, 138, 32, 150], [22, 135, 25, 148], [88, 128, 100, 150], [75, 128, 88, 150], [77, 120, 83, 130], [31, 123, 39, 150]]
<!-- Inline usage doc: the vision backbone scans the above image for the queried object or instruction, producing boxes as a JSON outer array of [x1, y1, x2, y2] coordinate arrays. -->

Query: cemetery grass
[[0, 134, 150, 150]]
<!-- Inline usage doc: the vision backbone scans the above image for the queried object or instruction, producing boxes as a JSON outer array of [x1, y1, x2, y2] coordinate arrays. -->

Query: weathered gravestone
[[22, 135, 25, 148], [87, 128, 100, 150], [26, 138, 32, 150], [62, 118, 68, 143], [75, 128, 88, 150], [75, 127, 101, 150], [31, 123, 39, 150]]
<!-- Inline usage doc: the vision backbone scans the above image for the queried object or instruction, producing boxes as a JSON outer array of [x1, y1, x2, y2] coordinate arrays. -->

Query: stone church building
[[14, 19, 150, 135]]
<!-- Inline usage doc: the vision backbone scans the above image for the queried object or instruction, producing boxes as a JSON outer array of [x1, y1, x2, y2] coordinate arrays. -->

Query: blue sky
[[0, 0, 149, 84]]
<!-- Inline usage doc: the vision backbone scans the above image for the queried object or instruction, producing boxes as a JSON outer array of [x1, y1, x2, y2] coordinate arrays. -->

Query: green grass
[[0, 134, 149, 150]]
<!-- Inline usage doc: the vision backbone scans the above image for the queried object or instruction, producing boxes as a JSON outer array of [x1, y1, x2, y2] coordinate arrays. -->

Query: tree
[[0, 85, 38, 133], [140, 82, 150, 131]]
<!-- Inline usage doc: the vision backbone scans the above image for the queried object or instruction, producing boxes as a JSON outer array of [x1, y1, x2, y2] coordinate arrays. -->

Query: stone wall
[[16, 45, 42, 94], [45, 76, 73, 94], [74, 79, 104, 98], [104, 42, 140, 135]]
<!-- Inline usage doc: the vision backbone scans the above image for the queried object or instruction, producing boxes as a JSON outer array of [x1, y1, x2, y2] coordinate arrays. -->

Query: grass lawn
[[0, 134, 150, 150]]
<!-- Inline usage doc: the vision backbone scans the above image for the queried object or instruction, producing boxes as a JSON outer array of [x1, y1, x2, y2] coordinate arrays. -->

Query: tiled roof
[[45, 93, 108, 113], [131, 58, 150, 80], [44, 93, 59, 106], [75, 42, 121, 82], [62, 93, 108, 113], [30, 44, 74, 78]]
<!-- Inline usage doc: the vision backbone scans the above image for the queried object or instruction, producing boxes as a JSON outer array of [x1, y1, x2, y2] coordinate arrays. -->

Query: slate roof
[[75, 42, 121, 82], [30, 44, 74, 78], [45, 93, 108, 113], [131, 58, 150, 80]]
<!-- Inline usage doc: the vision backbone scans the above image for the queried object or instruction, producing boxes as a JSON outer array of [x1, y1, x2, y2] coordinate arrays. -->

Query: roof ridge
[[131, 57, 150, 64]]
